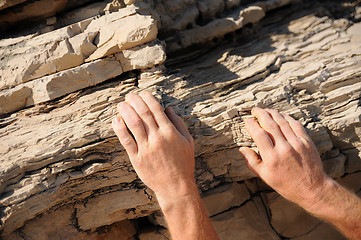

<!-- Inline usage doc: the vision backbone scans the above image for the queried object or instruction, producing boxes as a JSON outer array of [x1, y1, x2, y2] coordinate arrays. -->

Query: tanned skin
[[240, 107, 361, 240], [112, 91, 361, 240], [112, 91, 219, 240]]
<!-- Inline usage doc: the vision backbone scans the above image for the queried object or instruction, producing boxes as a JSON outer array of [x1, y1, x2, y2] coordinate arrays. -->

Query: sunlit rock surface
[[0, 0, 360, 239]]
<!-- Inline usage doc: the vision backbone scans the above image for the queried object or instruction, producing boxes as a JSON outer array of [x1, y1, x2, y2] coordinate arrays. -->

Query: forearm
[[305, 178, 361, 240], [156, 181, 219, 240]]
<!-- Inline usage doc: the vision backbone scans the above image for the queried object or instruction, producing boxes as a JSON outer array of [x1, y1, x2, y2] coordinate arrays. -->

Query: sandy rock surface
[[0, 0, 360, 239]]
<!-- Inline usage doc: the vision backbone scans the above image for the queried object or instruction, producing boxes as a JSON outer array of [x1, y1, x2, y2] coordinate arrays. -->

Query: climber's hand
[[112, 91, 195, 198], [239, 107, 330, 210]]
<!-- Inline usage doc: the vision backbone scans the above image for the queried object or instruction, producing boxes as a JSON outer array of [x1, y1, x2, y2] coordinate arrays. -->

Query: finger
[[281, 113, 312, 142], [125, 93, 158, 134], [251, 107, 287, 144], [112, 116, 138, 156], [239, 147, 262, 175], [138, 91, 171, 126], [165, 107, 193, 143], [245, 118, 274, 153], [265, 109, 298, 144], [117, 102, 148, 144]]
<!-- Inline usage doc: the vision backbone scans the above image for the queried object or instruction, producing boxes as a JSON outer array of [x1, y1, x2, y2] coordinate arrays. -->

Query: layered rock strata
[[0, 0, 360, 239]]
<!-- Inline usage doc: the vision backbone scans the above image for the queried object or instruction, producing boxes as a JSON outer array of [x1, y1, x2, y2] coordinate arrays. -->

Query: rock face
[[0, 0, 360, 239]]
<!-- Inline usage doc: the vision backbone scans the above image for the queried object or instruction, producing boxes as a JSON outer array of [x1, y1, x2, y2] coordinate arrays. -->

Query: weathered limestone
[[0, 0, 360, 239], [0, 41, 165, 114], [0, 0, 68, 29], [26, 57, 123, 105], [211, 197, 280, 239], [85, 13, 158, 62], [166, 5, 266, 52], [0, 5, 164, 115], [0, 0, 27, 11], [203, 182, 250, 216], [0, 0, 97, 32], [0, 85, 31, 114], [263, 192, 320, 238], [115, 41, 166, 72], [76, 189, 159, 230]]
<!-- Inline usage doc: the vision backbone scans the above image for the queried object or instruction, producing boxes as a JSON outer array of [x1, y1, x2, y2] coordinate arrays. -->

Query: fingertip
[[245, 117, 256, 127], [239, 147, 261, 174], [112, 116, 123, 130], [238, 146, 246, 153], [117, 101, 126, 110], [124, 92, 133, 100], [165, 106, 175, 115]]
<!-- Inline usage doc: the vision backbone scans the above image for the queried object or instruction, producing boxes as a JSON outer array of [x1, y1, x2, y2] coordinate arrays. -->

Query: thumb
[[239, 147, 262, 175]]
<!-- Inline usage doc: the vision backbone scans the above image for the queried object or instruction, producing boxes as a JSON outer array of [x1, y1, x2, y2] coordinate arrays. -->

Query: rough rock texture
[[0, 0, 360, 239]]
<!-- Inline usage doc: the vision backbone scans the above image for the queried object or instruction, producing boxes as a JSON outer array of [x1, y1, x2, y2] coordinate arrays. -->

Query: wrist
[[301, 176, 338, 215], [155, 178, 199, 212]]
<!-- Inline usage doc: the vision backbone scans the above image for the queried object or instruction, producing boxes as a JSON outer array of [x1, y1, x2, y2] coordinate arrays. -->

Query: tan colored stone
[[338, 171, 361, 193], [0, 5, 138, 91], [76, 189, 159, 230], [211, 197, 280, 240], [24, 57, 121, 106], [68, 31, 98, 58], [0, 0, 68, 30], [115, 41, 166, 72], [52, 40, 84, 72], [202, 182, 250, 216], [124, 0, 135, 5], [104, 0, 125, 13], [344, 149, 361, 173], [85, 40, 120, 62], [8, 205, 89, 240], [0, 0, 27, 11], [293, 222, 346, 240], [0, 85, 31, 115], [1, 2, 361, 239], [263, 192, 320, 238], [86, 14, 158, 61], [322, 153, 346, 179], [173, 5, 265, 51], [96, 220, 137, 240]]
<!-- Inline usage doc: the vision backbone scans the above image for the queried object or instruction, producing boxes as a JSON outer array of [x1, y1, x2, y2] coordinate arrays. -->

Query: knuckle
[[293, 121, 304, 129], [292, 139, 306, 152], [278, 120, 290, 128], [163, 122, 176, 132], [264, 121, 279, 130], [139, 108, 152, 118], [129, 118, 143, 128], [151, 135, 166, 147], [122, 135, 134, 146], [253, 128, 267, 139], [151, 103, 164, 112], [279, 143, 294, 155]]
